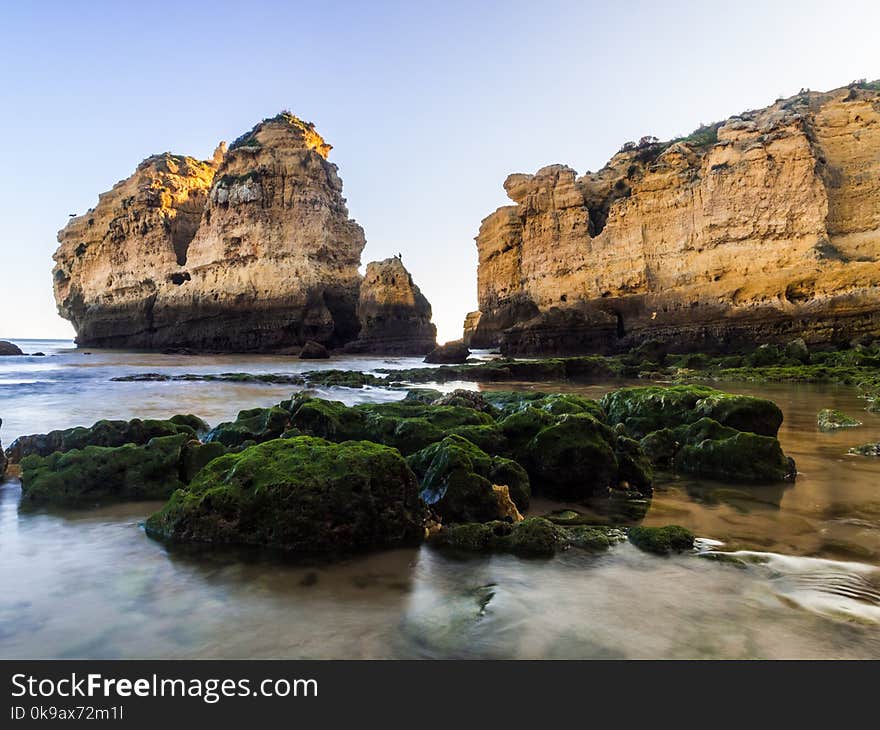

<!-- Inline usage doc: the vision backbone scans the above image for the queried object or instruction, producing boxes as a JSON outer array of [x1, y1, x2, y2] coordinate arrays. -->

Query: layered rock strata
[[54, 114, 380, 352], [470, 82, 880, 353]]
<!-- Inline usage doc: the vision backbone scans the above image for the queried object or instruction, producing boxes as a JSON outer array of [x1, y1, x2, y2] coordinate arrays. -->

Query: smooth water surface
[[1, 340, 879, 658]]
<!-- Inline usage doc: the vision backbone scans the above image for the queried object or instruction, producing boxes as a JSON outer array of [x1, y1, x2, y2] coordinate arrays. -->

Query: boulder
[[299, 340, 330, 359], [523, 413, 620, 499], [19, 434, 190, 507], [672, 418, 796, 482], [600, 385, 782, 438], [0, 341, 23, 356], [5, 415, 206, 463], [424, 340, 470, 364], [204, 406, 291, 448], [145, 436, 427, 555], [406, 435, 530, 522]]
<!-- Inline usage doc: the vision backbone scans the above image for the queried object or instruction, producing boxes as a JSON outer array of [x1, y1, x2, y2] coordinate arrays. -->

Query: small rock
[[299, 340, 330, 359], [627, 525, 695, 555], [492, 484, 523, 523], [784, 338, 810, 363], [817, 408, 861, 432], [849, 443, 880, 456], [0, 341, 23, 356], [424, 340, 470, 364]]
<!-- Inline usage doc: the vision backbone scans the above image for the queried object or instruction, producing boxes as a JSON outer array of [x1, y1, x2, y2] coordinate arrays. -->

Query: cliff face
[[54, 153, 217, 346], [346, 257, 437, 355], [54, 114, 370, 351], [470, 83, 880, 353]]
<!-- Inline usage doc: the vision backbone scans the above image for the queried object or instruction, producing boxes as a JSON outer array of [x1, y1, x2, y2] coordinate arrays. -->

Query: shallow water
[[1, 339, 879, 658]]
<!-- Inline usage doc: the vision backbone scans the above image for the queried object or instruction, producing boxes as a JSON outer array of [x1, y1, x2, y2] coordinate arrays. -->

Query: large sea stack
[[53, 113, 430, 353], [466, 83, 880, 354], [345, 257, 437, 355]]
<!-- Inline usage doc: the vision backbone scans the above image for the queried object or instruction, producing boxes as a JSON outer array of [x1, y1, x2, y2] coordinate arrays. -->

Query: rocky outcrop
[[471, 82, 880, 354], [53, 113, 374, 352], [345, 257, 437, 355], [0, 341, 23, 356], [53, 153, 218, 347], [424, 340, 470, 363]]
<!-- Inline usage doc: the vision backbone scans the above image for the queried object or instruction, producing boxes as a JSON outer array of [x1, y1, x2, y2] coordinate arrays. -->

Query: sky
[[0, 0, 878, 344]]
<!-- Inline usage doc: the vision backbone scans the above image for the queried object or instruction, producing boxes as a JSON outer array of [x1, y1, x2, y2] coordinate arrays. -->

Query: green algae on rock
[[627, 525, 695, 555], [672, 419, 796, 482], [145, 436, 427, 555], [19, 433, 192, 507], [406, 435, 529, 522], [816, 408, 862, 432], [205, 406, 291, 448], [5, 415, 208, 463], [428, 517, 626, 557], [848, 443, 880, 456], [600, 385, 782, 438]]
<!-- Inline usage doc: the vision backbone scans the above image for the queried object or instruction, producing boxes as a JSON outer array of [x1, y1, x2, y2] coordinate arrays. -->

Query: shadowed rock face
[[346, 257, 437, 355], [53, 114, 368, 352], [471, 83, 880, 354]]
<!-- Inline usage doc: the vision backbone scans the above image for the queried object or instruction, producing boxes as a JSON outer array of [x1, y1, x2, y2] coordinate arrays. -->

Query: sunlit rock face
[[346, 257, 437, 355], [53, 153, 217, 347], [54, 114, 368, 351], [471, 83, 880, 354]]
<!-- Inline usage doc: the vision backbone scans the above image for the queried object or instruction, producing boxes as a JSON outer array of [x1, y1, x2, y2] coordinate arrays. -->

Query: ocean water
[[1, 339, 879, 658]]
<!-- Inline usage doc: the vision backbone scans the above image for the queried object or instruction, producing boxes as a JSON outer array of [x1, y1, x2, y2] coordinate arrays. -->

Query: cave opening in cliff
[[614, 311, 625, 338]]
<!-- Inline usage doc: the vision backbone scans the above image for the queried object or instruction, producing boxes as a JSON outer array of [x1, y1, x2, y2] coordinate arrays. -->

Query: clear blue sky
[[1, 0, 877, 343]]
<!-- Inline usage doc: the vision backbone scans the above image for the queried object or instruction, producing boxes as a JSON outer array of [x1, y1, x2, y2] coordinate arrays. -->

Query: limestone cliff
[[54, 153, 217, 346], [54, 113, 370, 351], [345, 257, 437, 355], [470, 82, 880, 353]]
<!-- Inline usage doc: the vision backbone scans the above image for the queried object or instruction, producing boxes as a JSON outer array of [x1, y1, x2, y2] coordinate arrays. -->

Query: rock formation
[[345, 257, 437, 355], [0, 341, 23, 356], [53, 113, 402, 352], [53, 153, 217, 347], [469, 82, 880, 354]]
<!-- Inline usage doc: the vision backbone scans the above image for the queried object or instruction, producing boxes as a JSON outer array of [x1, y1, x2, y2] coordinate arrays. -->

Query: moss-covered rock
[[430, 389, 497, 415], [406, 435, 529, 521], [672, 418, 796, 482], [288, 396, 497, 456], [524, 413, 619, 499], [302, 370, 385, 388], [146, 436, 427, 554], [20, 433, 190, 507], [429, 517, 625, 557], [600, 385, 782, 438], [613, 436, 654, 492], [497, 407, 556, 453], [627, 525, 695, 555], [205, 406, 291, 448], [638, 428, 678, 470], [402, 388, 444, 404], [6, 416, 204, 463], [180, 440, 228, 482], [816, 408, 862, 432], [849, 443, 880, 456]]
